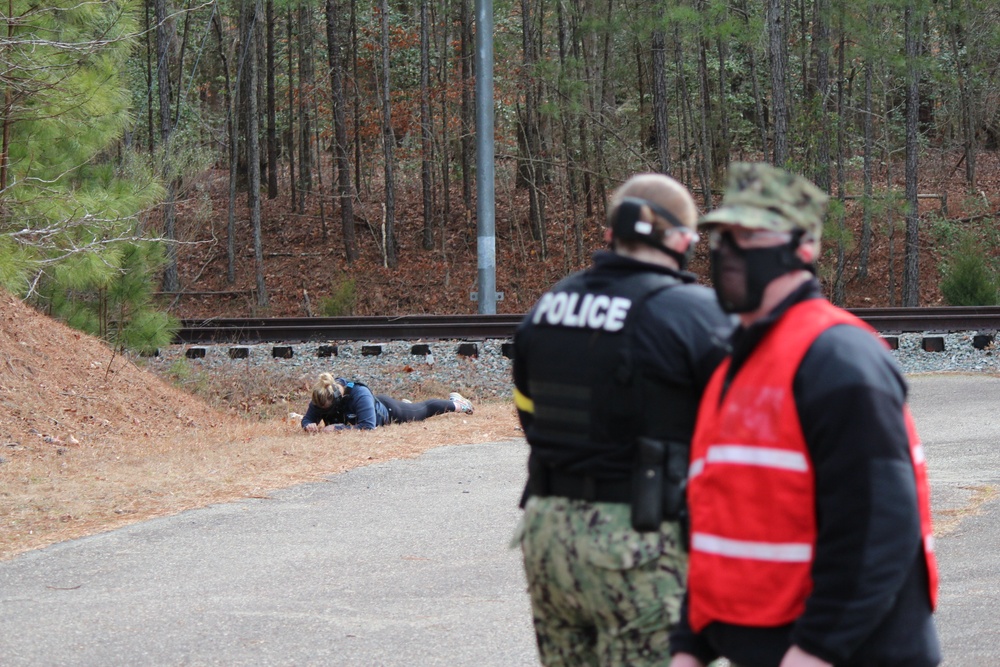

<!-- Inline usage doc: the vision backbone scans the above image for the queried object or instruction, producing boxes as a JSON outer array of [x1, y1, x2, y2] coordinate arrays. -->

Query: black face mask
[[710, 231, 807, 313]]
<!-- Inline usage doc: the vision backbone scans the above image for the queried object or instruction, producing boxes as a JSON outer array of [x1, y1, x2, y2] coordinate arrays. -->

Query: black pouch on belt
[[631, 437, 665, 532]]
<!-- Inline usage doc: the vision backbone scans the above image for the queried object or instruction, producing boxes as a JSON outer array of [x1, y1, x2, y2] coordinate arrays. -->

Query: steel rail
[[175, 307, 1000, 344]]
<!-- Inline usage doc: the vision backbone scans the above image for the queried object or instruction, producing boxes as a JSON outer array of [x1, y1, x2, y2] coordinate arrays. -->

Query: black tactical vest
[[522, 269, 680, 478]]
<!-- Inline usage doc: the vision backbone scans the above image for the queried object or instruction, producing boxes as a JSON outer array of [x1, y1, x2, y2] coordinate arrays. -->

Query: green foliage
[[319, 277, 358, 316], [939, 233, 1000, 306], [0, 0, 174, 353]]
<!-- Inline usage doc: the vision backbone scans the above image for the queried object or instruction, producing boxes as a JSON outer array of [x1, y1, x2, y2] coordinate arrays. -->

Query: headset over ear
[[611, 196, 693, 269]]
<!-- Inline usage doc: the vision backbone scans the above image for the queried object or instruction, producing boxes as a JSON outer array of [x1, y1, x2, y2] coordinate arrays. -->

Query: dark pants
[[377, 395, 454, 424]]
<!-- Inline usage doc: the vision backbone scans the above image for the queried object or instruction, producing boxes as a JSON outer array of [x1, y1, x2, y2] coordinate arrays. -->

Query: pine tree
[[0, 0, 174, 352]]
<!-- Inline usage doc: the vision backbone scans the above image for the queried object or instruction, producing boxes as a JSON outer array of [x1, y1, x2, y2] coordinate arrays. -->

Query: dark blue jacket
[[300, 379, 390, 430]]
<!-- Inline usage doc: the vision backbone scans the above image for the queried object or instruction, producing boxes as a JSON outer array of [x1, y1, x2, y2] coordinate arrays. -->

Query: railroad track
[[176, 306, 1000, 344]]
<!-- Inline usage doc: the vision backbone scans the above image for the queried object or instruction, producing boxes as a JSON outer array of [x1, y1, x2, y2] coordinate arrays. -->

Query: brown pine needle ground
[[0, 294, 521, 561]]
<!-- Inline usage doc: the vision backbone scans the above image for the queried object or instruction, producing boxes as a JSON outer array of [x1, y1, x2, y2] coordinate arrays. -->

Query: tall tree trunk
[[286, 7, 297, 212], [266, 0, 278, 198], [651, 8, 670, 174], [325, 0, 358, 262], [557, 0, 583, 264], [420, 0, 434, 250], [832, 9, 846, 306], [296, 3, 312, 201], [0, 0, 15, 192], [571, 0, 593, 218], [379, 0, 398, 268], [737, 0, 767, 158], [519, 0, 546, 250], [674, 24, 693, 185], [696, 2, 714, 207], [438, 0, 452, 245], [858, 52, 873, 280], [213, 12, 238, 284], [351, 0, 362, 191], [716, 30, 730, 174], [812, 0, 831, 192], [145, 0, 155, 154], [173, 0, 191, 128], [948, 0, 976, 190], [244, 0, 268, 306], [767, 0, 789, 165], [459, 0, 473, 210], [156, 0, 179, 292], [903, 4, 920, 307]]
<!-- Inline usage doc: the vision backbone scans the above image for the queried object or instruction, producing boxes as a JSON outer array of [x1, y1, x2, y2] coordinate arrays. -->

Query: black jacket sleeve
[[790, 325, 922, 664]]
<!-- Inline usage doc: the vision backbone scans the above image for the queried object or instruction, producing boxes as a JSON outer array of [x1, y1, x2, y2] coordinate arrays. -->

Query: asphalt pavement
[[0, 374, 998, 666]]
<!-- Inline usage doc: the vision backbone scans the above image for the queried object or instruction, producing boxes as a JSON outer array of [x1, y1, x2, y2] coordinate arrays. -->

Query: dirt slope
[[0, 293, 520, 560]]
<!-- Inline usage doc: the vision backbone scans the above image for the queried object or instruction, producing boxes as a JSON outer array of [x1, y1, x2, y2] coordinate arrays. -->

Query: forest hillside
[[162, 151, 1000, 320], [6, 0, 1000, 341]]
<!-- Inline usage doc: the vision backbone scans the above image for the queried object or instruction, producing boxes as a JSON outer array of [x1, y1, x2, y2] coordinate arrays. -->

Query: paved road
[[1, 374, 998, 665]]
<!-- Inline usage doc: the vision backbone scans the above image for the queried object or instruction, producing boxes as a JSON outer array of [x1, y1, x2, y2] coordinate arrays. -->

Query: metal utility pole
[[475, 0, 496, 313]]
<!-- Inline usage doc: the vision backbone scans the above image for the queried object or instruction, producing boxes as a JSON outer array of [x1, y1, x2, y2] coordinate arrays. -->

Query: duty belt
[[546, 470, 632, 504]]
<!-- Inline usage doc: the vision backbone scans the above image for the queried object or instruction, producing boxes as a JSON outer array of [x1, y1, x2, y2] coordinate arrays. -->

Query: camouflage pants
[[514, 496, 687, 667]]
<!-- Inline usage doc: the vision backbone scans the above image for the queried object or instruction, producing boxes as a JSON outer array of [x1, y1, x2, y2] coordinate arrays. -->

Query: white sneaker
[[449, 392, 474, 414]]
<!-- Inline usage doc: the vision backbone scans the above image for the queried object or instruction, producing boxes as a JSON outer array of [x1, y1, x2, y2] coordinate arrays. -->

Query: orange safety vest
[[686, 298, 938, 632]]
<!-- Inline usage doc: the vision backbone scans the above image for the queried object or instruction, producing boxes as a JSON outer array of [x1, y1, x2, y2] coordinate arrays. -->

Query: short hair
[[607, 173, 699, 239]]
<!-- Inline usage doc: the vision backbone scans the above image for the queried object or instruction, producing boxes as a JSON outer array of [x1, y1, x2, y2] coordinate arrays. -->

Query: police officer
[[512, 173, 734, 666], [670, 163, 940, 667]]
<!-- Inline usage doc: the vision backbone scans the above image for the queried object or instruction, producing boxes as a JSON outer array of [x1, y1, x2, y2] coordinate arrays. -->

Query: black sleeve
[[512, 316, 534, 433], [790, 325, 922, 664], [633, 285, 734, 440], [301, 402, 323, 429], [639, 285, 734, 392], [669, 594, 720, 663]]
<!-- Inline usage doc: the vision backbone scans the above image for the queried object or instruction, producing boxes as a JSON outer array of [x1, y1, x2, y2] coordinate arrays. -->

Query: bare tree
[[767, 0, 789, 165], [379, 0, 398, 268], [519, 0, 546, 251], [156, 0, 179, 292], [420, 0, 435, 250], [296, 2, 312, 203], [459, 0, 473, 210], [858, 52, 874, 280], [651, 6, 671, 173], [212, 12, 239, 284], [241, 0, 267, 306], [283, 8, 296, 213], [903, 3, 920, 307], [265, 0, 278, 198], [325, 0, 358, 262]]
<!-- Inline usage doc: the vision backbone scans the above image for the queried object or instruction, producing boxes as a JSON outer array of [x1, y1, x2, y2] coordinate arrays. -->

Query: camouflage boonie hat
[[699, 162, 829, 241]]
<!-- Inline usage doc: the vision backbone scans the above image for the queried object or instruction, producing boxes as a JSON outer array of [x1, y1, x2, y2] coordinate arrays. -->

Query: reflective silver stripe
[[912, 442, 926, 465], [692, 532, 813, 562], [925, 535, 935, 552], [706, 445, 809, 472], [689, 458, 705, 479]]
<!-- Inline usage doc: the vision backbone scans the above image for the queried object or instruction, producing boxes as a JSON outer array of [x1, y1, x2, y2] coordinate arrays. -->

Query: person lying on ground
[[301, 372, 474, 433]]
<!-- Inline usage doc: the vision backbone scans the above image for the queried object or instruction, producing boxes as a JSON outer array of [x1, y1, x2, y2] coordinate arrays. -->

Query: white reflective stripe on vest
[[912, 442, 926, 465], [692, 532, 813, 562], [705, 444, 809, 472]]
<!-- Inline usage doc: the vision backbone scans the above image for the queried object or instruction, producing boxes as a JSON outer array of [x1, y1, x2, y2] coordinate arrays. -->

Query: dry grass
[[1, 402, 521, 561], [0, 293, 522, 561]]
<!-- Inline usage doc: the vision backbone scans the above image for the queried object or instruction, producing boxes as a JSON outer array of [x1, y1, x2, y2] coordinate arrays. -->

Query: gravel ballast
[[143, 331, 999, 405]]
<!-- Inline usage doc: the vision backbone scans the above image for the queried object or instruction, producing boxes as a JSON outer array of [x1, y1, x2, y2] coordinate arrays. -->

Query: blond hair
[[311, 373, 345, 408]]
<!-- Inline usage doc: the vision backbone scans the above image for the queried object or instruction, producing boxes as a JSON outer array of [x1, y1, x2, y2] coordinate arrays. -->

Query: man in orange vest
[[670, 163, 940, 667]]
